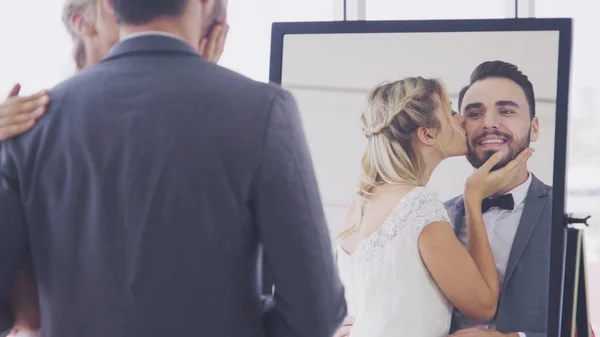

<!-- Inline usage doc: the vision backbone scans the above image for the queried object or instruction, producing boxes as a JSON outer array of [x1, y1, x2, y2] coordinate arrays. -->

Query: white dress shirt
[[119, 30, 187, 42], [456, 173, 532, 337]]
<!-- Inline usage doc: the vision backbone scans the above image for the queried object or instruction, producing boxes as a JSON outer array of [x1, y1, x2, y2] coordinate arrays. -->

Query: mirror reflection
[[280, 30, 560, 337]]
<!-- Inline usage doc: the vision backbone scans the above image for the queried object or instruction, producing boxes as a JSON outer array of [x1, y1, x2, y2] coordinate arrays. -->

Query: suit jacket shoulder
[[444, 194, 464, 209], [444, 194, 465, 215]]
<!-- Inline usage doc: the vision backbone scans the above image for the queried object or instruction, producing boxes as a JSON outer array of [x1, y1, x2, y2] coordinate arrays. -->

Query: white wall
[[282, 31, 559, 100], [281, 31, 560, 238]]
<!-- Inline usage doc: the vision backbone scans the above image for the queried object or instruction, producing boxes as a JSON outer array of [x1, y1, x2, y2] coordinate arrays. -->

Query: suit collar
[[119, 31, 187, 43], [450, 173, 550, 226], [449, 173, 546, 226], [448, 173, 550, 291], [501, 174, 550, 293], [102, 34, 200, 63], [508, 173, 532, 209], [527, 173, 552, 199]]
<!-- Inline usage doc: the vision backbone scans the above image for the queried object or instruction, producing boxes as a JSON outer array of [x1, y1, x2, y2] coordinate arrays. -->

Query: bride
[[335, 77, 533, 337]]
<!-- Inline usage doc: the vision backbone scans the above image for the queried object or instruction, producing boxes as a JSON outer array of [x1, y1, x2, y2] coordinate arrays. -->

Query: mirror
[[270, 19, 571, 337]]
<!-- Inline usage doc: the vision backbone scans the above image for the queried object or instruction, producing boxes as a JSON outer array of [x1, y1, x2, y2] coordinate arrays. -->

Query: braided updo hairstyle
[[340, 77, 454, 238]]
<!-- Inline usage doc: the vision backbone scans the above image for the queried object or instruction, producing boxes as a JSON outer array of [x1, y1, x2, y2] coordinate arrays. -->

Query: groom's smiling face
[[460, 77, 539, 170]]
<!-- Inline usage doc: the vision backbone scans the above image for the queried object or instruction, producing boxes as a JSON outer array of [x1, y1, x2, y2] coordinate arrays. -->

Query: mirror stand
[[561, 214, 592, 337]]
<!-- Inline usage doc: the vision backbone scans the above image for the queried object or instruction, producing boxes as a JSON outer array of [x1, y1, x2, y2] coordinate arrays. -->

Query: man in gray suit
[[0, 0, 346, 336], [446, 61, 552, 337]]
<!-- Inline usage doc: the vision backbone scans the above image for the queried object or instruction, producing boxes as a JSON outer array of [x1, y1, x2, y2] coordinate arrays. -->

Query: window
[[536, 0, 600, 330], [367, 0, 508, 20], [219, 0, 336, 82]]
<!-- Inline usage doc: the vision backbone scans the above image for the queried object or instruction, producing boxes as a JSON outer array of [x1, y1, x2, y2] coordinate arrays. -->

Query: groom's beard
[[466, 128, 531, 171]]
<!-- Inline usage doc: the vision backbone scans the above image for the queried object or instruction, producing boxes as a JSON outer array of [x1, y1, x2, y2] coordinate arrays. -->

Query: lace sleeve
[[410, 187, 452, 235]]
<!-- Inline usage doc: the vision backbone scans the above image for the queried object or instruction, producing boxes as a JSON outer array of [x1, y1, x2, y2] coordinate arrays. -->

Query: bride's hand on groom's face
[[449, 327, 519, 337], [332, 316, 355, 337], [199, 22, 229, 64], [465, 148, 534, 202]]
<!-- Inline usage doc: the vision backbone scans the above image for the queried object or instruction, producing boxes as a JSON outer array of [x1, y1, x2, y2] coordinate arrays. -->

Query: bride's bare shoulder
[[338, 196, 362, 236]]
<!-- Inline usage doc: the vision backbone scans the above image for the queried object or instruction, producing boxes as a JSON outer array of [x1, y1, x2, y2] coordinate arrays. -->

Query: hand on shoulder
[[0, 84, 49, 141]]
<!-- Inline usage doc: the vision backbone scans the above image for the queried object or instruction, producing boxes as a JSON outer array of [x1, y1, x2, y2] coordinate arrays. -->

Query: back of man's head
[[109, 0, 188, 25]]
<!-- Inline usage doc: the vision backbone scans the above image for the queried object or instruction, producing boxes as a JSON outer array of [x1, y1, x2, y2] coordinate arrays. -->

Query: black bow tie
[[481, 194, 514, 213]]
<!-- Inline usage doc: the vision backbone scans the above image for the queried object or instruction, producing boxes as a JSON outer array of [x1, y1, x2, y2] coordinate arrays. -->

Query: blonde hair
[[340, 77, 455, 238], [62, 0, 96, 70]]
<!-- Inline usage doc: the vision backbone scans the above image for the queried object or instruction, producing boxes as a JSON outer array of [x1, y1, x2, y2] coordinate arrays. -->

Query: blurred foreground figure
[[0, 0, 346, 336]]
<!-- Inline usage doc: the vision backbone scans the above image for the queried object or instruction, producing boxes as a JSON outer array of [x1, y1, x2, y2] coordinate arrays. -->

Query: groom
[[0, 0, 347, 336], [445, 60, 552, 337]]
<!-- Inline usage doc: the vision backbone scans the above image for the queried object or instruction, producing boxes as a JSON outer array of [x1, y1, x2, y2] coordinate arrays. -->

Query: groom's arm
[[0, 145, 28, 335], [251, 89, 346, 337]]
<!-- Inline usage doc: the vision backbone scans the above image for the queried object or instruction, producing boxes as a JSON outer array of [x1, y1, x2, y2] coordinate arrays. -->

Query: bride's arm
[[464, 193, 499, 315], [418, 212, 498, 322], [417, 150, 532, 323]]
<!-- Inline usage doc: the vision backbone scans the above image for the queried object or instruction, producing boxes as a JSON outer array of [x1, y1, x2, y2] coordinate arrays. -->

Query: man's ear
[[530, 116, 540, 142], [415, 126, 436, 146], [70, 11, 96, 38]]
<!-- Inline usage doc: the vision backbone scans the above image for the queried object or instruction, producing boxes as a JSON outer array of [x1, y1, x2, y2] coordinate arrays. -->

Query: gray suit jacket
[[0, 35, 346, 337], [444, 174, 552, 337]]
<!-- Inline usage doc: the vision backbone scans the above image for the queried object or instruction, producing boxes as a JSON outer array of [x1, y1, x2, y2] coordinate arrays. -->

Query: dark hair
[[457, 60, 536, 119], [108, 0, 187, 25]]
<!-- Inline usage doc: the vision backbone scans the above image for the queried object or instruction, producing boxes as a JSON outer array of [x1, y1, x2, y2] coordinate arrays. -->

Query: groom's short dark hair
[[457, 60, 536, 119], [109, 0, 188, 25]]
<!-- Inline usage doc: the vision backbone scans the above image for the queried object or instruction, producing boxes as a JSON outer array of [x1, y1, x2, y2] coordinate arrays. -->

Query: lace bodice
[[337, 187, 454, 337]]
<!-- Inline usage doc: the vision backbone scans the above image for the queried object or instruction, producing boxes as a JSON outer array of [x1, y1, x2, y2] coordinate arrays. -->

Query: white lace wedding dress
[[337, 187, 454, 337]]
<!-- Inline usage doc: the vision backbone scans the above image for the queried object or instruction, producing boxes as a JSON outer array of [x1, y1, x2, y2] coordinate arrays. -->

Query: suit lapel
[[501, 175, 550, 294], [448, 197, 467, 332]]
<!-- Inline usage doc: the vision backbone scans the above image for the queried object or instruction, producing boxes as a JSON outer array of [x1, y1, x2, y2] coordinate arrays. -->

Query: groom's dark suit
[[0, 34, 346, 337], [445, 174, 552, 337]]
